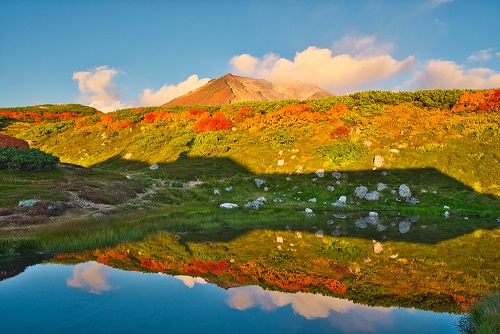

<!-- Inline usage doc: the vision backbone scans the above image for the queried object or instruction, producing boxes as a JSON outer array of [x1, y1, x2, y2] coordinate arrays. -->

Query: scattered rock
[[364, 258, 372, 263], [220, 203, 239, 209], [373, 242, 383, 254], [376, 224, 387, 232], [326, 185, 335, 192], [149, 164, 159, 171], [354, 186, 368, 198], [92, 212, 106, 218], [315, 169, 325, 178], [381, 171, 388, 176], [398, 184, 411, 198], [332, 172, 342, 179], [365, 191, 380, 201], [444, 211, 450, 217], [124, 152, 132, 159], [333, 213, 346, 219], [305, 208, 314, 214], [373, 155, 384, 168], [326, 220, 334, 226], [276, 237, 284, 243], [126, 175, 133, 180], [332, 196, 347, 207], [277, 159, 285, 166], [256, 197, 267, 203], [389, 148, 399, 153], [315, 229, 324, 238], [389, 254, 399, 259], [214, 189, 221, 195], [420, 189, 427, 193], [273, 198, 283, 203], [406, 197, 420, 205], [286, 177, 292, 181], [18, 199, 39, 208], [398, 221, 411, 233], [225, 187, 233, 192], [308, 198, 317, 203], [278, 150, 283, 156], [364, 140, 372, 147], [254, 178, 266, 188], [443, 205, 450, 209], [377, 183, 389, 192], [263, 186, 269, 192], [296, 231, 302, 238]]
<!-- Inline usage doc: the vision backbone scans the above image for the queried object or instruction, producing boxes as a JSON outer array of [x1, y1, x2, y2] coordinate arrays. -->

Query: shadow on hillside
[[88, 153, 499, 246]]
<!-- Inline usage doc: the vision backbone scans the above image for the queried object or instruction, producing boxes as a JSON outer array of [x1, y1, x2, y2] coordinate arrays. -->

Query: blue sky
[[1, 0, 499, 111]]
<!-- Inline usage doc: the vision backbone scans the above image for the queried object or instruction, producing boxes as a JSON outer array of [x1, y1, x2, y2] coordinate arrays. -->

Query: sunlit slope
[[4, 89, 500, 196]]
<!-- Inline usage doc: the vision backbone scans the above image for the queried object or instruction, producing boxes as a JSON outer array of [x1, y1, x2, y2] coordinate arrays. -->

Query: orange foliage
[[182, 259, 230, 275], [0, 110, 42, 121], [140, 258, 171, 272]]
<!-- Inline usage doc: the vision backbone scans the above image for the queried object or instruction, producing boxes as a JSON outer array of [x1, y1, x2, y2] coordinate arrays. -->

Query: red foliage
[[0, 110, 42, 121], [0, 134, 29, 149], [232, 107, 254, 123], [192, 113, 232, 132], [453, 89, 500, 113], [140, 258, 171, 272], [183, 259, 230, 275], [330, 126, 350, 138], [142, 110, 172, 123], [110, 121, 131, 129]]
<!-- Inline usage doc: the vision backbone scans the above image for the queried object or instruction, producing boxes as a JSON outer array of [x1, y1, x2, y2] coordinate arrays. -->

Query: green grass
[[458, 291, 500, 333]]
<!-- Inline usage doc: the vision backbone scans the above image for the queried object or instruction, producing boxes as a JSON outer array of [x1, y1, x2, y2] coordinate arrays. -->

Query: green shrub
[[317, 141, 369, 165], [0, 147, 59, 171], [189, 132, 233, 157], [320, 239, 367, 262], [458, 291, 500, 334]]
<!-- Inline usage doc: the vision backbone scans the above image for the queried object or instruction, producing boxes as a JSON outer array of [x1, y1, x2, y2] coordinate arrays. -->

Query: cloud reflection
[[227, 286, 393, 333], [66, 261, 112, 294], [173, 275, 208, 288]]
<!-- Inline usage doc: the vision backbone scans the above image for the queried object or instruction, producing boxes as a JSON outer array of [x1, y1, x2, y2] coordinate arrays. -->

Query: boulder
[[315, 169, 325, 178], [326, 185, 335, 192], [315, 229, 324, 238], [254, 178, 266, 188], [377, 183, 389, 192], [373, 242, 383, 254], [406, 197, 420, 205], [365, 212, 379, 225], [214, 189, 222, 195], [365, 191, 380, 201], [332, 196, 347, 207], [220, 203, 239, 209], [354, 186, 368, 198], [305, 208, 314, 214], [398, 184, 411, 198], [308, 198, 317, 203], [373, 155, 384, 168], [18, 199, 39, 208], [149, 164, 159, 171]]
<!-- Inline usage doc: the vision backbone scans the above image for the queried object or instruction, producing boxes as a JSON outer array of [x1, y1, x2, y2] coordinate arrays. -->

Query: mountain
[[162, 73, 332, 106]]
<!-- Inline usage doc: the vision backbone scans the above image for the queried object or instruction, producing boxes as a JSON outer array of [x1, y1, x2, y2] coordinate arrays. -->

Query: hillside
[[162, 73, 332, 106]]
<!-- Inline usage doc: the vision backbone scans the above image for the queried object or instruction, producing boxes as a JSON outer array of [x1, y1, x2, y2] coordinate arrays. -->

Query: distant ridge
[[162, 73, 332, 106]]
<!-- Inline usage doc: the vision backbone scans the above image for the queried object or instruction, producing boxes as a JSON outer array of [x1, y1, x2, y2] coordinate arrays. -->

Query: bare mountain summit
[[162, 74, 332, 106]]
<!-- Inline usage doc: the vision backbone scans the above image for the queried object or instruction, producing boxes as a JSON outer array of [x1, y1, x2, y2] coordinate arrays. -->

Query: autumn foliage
[[192, 112, 232, 132], [0, 134, 29, 149], [453, 89, 500, 113]]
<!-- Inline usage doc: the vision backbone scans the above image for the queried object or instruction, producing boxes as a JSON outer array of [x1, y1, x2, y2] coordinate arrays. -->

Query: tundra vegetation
[[0, 90, 499, 316]]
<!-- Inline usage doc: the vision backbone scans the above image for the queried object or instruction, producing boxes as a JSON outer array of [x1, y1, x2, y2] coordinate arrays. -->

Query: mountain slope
[[162, 73, 332, 106]]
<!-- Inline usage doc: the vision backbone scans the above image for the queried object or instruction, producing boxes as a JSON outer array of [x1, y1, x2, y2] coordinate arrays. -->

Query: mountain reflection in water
[[0, 262, 460, 334]]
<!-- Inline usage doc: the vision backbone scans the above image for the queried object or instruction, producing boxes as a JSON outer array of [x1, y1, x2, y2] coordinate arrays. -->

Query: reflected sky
[[0, 262, 460, 334]]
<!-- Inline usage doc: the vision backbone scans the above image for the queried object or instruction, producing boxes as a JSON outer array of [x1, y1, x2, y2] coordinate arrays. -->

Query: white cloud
[[409, 59, 500, 90], [72, 65, 133, 112], [139, 74, 210, 106], [66, 261, 112, 294], [467, 49, 494, 62], [230, 39, 415, 94]]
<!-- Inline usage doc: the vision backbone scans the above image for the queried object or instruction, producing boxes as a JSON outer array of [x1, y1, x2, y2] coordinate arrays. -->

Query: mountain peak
[[162, 74, 332, 107]]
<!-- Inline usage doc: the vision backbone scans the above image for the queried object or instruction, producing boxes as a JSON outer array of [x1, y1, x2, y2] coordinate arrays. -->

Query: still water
[[0, 261, 460, 333]]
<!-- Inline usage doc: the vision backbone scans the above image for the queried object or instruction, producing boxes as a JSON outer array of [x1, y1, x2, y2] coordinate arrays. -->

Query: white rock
[[354, 186, 368, 198], [124, 152, 132, 159], [308, 198, 317, 203], [398, 184, 411, 198], [256, 197, 267, 203], [149, 164, 159, 170], [373, 155, 384, 168], [376, 224, 387, 231], [444, 211, 450, 217], [254, 178, 266, 187], [220, 203, 239, 209], [332, 196, 347, 207], [273, 198, 283, 203], [377, 183, 389, 192], [326, 220, 334, 225], [315, 229, 324, 238], [225, 187, 233, 192], [276, 237, 284, 243], [286, 177, 292, 181], [263, 186, 269, 192], [214, 189, 221, 195], [355, 218, 368, 229], [277, 159, 285, 166], [331, 229, 341, 237], [373, 242, 383, 254], [443, 205, 450, 209], [18, 199, 39, 208], [326, 185, 335, 192], [305, 208, 314, 214], [315, 169, 325, 178], [126, 175, 133, 180], [332, 172, 342, 179], [365, 191, 380, 201]]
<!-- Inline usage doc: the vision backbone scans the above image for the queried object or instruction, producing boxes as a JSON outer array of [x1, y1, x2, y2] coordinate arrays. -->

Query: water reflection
[[227, 286, 393, 332], [0, 262, 460, 334], [66, 261, 112, 294]]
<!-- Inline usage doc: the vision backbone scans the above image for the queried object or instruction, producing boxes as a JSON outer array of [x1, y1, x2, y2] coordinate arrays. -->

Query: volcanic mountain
[[162, 74, 332, 106]]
